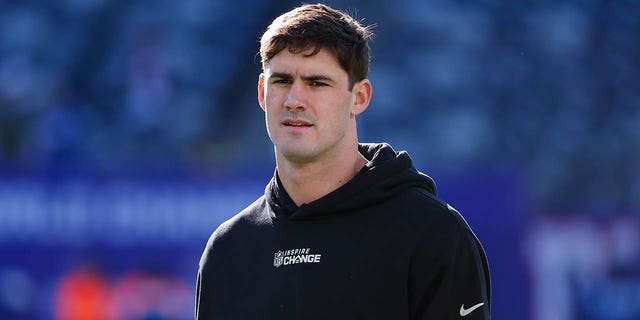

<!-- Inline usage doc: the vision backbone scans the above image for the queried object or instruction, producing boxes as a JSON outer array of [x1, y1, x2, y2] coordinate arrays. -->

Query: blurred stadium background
[[0, 0, 638, 319]]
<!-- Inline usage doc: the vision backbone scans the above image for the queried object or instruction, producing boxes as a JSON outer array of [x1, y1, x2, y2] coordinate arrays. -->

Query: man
[[196, 4, 491, 319]]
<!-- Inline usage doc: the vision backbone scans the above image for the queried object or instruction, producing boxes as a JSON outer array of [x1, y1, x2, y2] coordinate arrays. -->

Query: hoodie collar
[[266, 143, 436, 221]]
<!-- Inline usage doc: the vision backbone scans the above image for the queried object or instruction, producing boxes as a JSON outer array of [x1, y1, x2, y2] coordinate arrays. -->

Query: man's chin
[[277, 145, 318, 164]]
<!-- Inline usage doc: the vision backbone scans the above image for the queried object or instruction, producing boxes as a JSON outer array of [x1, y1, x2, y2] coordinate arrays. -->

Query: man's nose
[[284, 82, 307, 111]]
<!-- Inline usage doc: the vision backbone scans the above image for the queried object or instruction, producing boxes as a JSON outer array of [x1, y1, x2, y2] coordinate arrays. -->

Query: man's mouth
[[283, 120, 313, 127]]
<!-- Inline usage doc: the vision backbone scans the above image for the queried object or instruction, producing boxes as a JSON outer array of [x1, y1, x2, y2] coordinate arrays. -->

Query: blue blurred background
[[0, 0, 638, 319]]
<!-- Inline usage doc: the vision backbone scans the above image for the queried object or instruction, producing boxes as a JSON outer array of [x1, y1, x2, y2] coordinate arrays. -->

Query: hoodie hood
[[266, 143, 437, 221]]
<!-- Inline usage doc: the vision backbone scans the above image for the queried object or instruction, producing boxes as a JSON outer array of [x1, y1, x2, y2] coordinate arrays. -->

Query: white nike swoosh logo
[[459, 302, 484, 317]]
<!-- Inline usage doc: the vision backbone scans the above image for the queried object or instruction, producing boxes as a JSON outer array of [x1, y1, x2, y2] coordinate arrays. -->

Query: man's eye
[[272, 79, 291, 84], [311, 81, 328, 87]]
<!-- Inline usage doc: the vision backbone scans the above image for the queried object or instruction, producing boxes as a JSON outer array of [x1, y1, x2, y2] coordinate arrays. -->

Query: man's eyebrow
[[301, 74, 334, 82], [269, 72, 293, 80], [268, 72, 334, 82]]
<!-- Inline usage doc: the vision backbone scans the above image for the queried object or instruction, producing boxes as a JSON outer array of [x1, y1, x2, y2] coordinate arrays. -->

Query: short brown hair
[[259, 4, 373, 90]]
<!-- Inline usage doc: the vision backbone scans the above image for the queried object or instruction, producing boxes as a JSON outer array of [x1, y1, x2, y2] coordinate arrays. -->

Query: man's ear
[[258, 73, 266, 111], [350, 79, 372, 117]]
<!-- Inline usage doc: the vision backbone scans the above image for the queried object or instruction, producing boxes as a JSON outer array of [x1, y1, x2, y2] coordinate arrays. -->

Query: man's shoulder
[[213, 196, 269, 238], [199, 196, 269, 266], [396, 187, 474, 235]]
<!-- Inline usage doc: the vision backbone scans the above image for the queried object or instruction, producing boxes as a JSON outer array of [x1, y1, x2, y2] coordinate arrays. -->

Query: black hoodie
[[196, 143, 491, 319]]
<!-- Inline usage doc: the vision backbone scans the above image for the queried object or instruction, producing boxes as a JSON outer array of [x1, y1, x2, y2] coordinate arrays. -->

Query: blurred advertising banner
[[0, 177, 261, 244], [0, 176, 264, 319], [524, 215, 640, 320]]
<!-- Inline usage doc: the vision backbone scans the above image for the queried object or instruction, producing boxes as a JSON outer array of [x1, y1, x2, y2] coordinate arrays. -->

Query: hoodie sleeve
[[195, 238, 217, 320], [409, 223, 491, 320]]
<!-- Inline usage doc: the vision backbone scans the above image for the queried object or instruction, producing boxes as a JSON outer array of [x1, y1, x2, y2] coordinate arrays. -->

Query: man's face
[[258, 48, 367, 164]]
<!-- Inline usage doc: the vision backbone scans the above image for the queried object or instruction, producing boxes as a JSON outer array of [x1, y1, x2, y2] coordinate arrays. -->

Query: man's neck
[[276, 146, 367, 207]]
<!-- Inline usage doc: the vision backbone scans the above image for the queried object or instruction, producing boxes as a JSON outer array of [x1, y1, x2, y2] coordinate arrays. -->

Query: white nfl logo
[[273, 250, 284, 268]]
